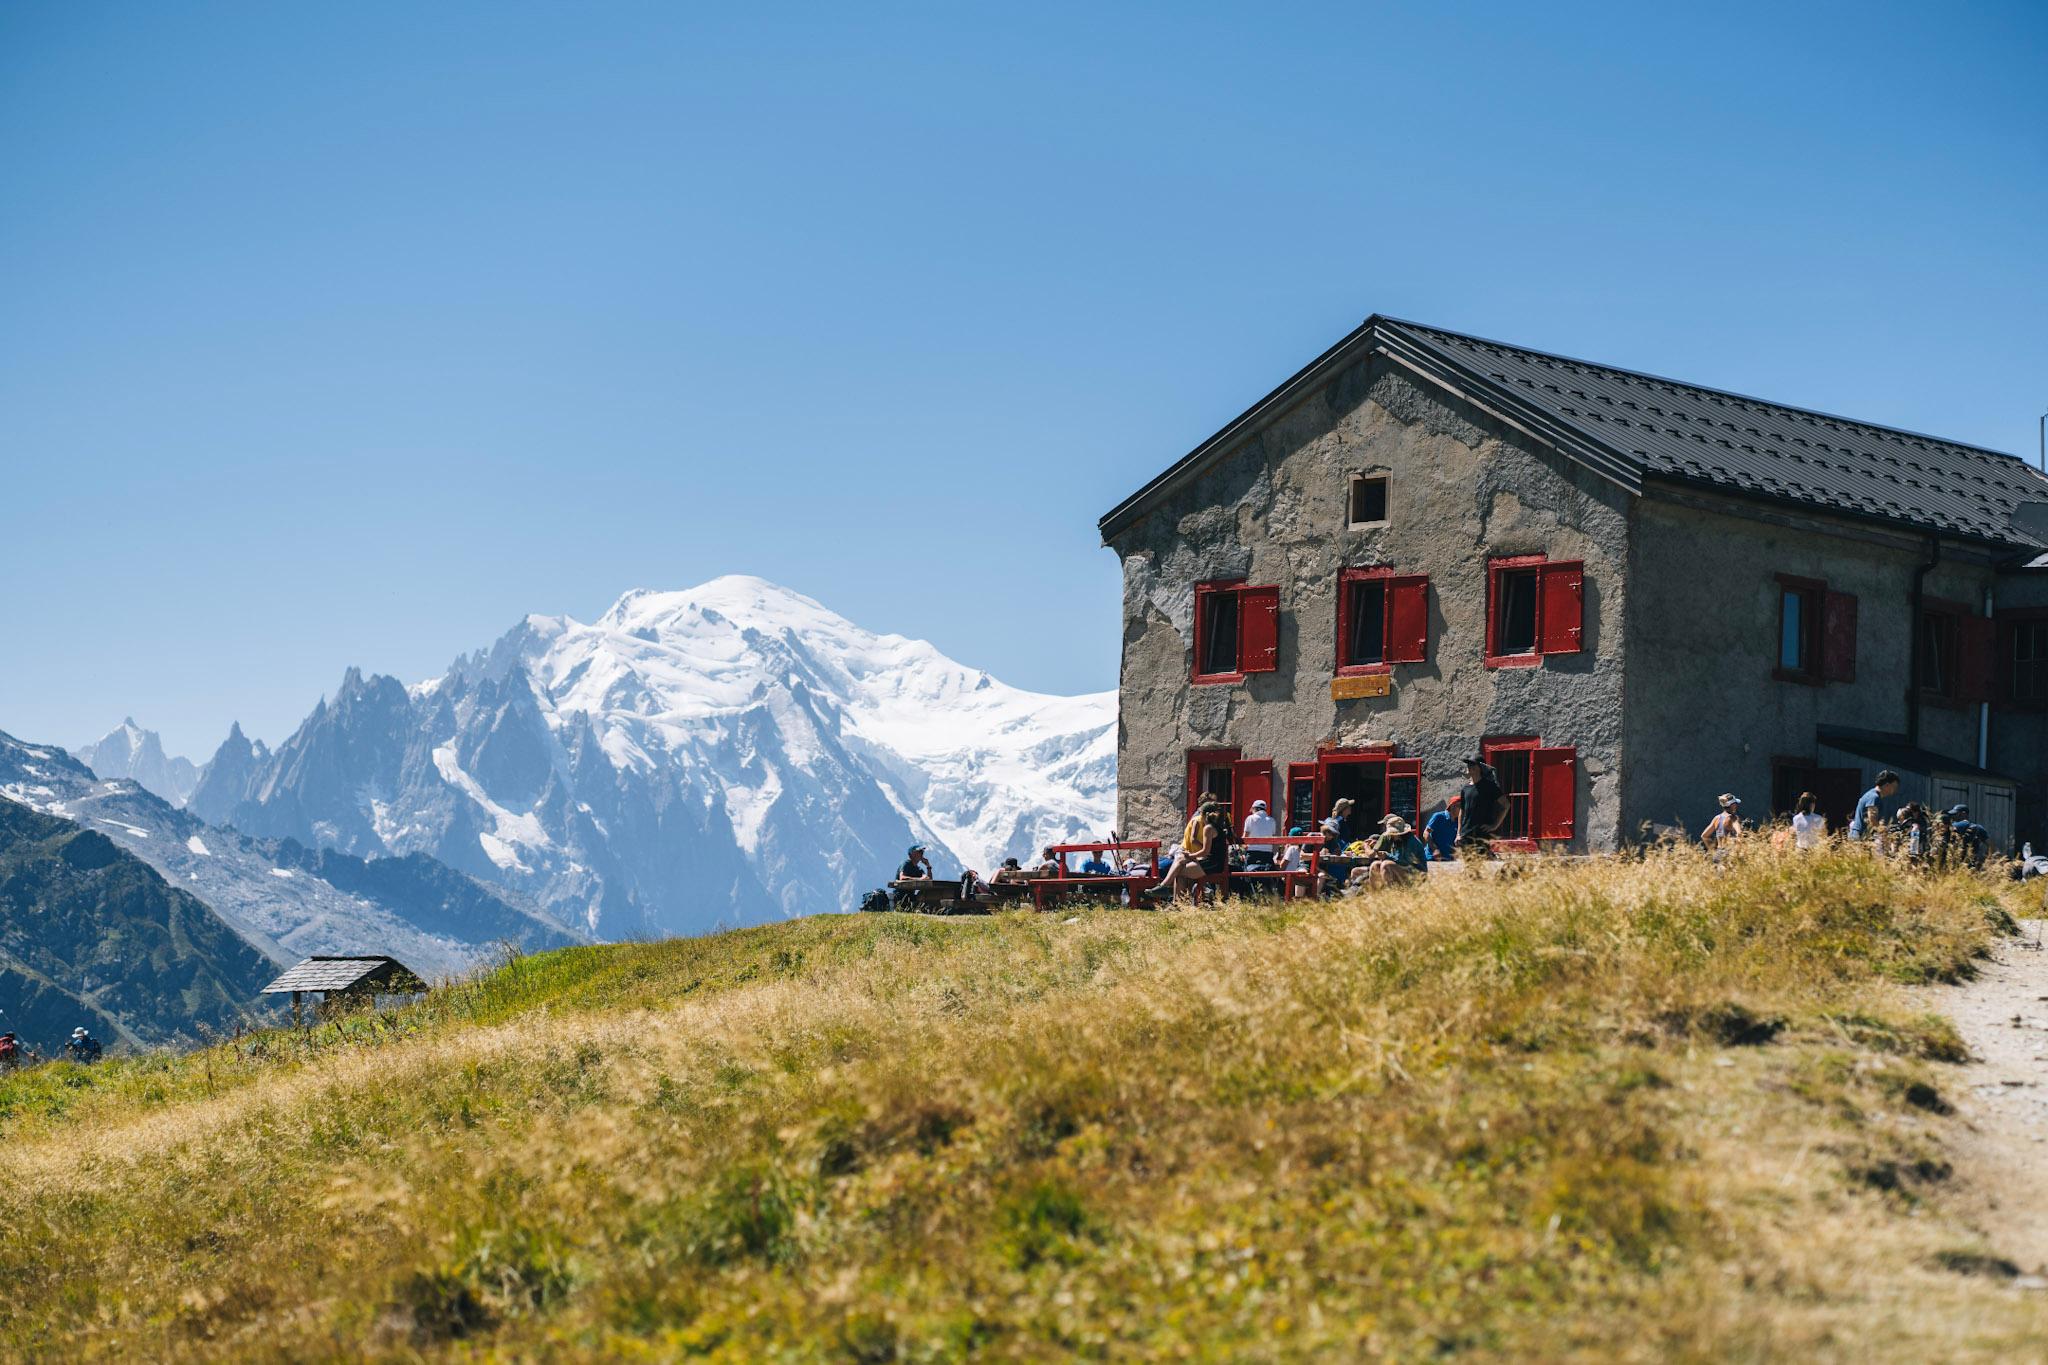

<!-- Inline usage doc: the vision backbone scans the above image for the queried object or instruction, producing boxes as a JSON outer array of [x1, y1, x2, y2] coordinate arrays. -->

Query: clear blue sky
[[4, 1, 2044, 760]]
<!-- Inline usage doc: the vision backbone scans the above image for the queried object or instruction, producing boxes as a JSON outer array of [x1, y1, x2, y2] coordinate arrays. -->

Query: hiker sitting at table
[[1320, 797, 1356, 845], [1278, 828, 1306, 873], [1423, 797, 1459, 862], [992, 857, 1030, 885], [1031, 846, 1061, 877], [1366, 814, 1430, 888], [893, 844, 936, 906], [1242, 798, 1278, 869], [1078, 849, 1113, 876], [1197, 806, 1234, 901]]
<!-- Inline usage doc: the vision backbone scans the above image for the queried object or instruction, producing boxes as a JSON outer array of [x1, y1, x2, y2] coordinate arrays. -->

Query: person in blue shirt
[[1847, 770, 1901, 846], [1423, 797, 1460, 862], [1078, 851, 1113, 876]]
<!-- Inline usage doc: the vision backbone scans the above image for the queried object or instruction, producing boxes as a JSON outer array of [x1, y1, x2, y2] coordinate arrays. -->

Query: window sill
[[1191, 672, 1246, 686], [1772, 667, 1821, 686], [1335, 663, 1392, 678], [1485, 653, 1542, 670]]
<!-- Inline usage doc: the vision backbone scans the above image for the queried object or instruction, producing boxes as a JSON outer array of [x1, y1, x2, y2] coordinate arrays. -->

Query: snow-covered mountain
[[74, 719, 199, 806], [191, 577, 1116, 938], [1, 730, 578, 979]]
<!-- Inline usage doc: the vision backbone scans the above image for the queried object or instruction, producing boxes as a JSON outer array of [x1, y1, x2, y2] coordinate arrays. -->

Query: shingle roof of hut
[[260, 956, 426, 995]]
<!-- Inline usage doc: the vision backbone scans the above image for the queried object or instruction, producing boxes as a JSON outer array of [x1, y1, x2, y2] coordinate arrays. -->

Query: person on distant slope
[[1242, 798, 1278, 870], [1423, 797, 1460, 862], [65, 1027, 101, 1064], [0, 1032, 21, 1071]]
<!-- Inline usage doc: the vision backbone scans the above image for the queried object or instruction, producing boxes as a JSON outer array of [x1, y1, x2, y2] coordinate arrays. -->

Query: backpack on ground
[[858, 888, 892, 914]]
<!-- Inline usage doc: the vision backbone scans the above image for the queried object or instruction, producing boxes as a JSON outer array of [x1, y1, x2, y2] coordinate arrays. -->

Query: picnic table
[[1030, 841, 1162, 911], [1230, 835, 1324, 899]]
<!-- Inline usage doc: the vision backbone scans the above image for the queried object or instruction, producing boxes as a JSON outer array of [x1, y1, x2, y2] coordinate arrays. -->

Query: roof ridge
[[1376, 316, 2042, 474]]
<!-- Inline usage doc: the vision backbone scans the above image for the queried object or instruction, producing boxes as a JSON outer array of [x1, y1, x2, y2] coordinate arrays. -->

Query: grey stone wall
[[1620, 492, 1999, 836], [1109, 357, 1632, 848]]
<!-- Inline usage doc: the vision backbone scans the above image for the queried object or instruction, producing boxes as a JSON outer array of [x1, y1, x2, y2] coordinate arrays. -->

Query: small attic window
[[1348, 474, 1390, 528]]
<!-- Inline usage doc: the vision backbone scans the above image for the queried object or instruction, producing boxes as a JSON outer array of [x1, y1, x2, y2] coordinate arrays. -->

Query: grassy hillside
[[0, 848, 2042, 1361]]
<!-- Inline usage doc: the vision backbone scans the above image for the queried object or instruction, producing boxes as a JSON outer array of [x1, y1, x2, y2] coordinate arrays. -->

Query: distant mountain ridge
[[74, 719, 199, 807], [1, 731, 577, 979], [187, 577, 1116, 938], [0, 799, 278, 1054]]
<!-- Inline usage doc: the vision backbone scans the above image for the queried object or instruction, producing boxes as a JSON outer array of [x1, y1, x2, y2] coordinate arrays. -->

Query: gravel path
[[1926, 917, 2048, 1274]]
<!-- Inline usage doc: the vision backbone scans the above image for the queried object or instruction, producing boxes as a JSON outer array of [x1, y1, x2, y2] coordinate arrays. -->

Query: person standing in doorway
[[1458, 758, 1505, 856]]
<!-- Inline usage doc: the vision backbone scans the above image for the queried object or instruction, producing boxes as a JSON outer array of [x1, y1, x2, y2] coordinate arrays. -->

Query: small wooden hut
[[261, 955, 427, 1024]]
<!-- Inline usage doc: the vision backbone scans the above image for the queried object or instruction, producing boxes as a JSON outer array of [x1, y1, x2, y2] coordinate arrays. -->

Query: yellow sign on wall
[[1331, 673, 1392, 700]]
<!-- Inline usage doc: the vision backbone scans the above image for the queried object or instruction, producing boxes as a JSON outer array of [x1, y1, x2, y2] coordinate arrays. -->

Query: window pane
[[1493, 750, 1532, 841], [1202, 591, 1239, 674], [1347, 579, 1385, 664], [1352, 477, 1388, 524], [1498, 570, 1538, 654], [1779, 590, 1804, 670]]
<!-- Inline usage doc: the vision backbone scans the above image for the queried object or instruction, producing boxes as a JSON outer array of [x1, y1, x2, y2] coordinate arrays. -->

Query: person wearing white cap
[[1241, 798, 1278, 869], [1701, 794, 1743, 851]]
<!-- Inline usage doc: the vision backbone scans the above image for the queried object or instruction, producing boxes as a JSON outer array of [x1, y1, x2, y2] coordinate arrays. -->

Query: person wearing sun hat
[[1365, 812, 1430, 889], [1700, 794, 1743, 851]]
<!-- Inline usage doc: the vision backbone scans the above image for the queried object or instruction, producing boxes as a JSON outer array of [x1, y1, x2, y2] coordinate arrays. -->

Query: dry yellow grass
[[0, 846, 2042, 1361]]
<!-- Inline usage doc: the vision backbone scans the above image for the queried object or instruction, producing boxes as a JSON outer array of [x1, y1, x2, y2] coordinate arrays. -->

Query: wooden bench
[[1030, 841, 1162, 911]]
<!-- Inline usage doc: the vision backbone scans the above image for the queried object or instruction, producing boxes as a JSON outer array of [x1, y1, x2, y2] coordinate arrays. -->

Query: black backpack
[[858, 888, 892, 914]]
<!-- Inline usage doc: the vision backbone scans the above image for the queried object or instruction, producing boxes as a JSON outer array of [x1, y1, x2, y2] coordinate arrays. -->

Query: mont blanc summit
[[192, 578, 1116, 938]]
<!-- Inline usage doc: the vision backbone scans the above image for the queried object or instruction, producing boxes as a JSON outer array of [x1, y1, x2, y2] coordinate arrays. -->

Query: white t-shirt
[[1243, 810, 1278, 839], [1791, 812, 1825, 849]]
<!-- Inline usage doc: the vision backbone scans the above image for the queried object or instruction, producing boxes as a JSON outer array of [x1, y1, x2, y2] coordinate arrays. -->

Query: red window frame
[[1192, 580, 1280, 684], [1307, 744, 1416, 832], [1480, 735, 1577, 850], [1185, 747, 1241, 818], [1336, 567, 1429, 674], [1484, 555, 1584, 668]]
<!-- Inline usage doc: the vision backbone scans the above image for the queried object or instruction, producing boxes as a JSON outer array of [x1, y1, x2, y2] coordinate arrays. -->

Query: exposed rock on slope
[[0, 799, 277, 1053], [1, 731, 576, 979]]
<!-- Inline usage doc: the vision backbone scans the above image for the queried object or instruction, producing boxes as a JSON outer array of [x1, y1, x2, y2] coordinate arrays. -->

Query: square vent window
[[1348, 474, 1389, 528]]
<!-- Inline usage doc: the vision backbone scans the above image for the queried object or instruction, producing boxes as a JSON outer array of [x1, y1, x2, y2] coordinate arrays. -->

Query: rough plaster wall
[[1112, 358, 1631, 848], [1620, 495, 1997, 836]]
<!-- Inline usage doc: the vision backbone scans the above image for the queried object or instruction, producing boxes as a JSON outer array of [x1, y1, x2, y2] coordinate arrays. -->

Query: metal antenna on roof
[[2039, 409, 2046, 472]]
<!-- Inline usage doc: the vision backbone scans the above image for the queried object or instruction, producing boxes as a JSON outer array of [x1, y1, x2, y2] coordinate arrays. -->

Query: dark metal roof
[[1099, 316, 2048, 551], [260, 956, 425, 995], [1815, 731, 2019, 786]]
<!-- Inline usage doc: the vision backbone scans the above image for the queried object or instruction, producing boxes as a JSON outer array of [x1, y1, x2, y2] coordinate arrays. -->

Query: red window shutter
[[1821, 590, 1857, 683], [1532, 747, 1576, 841], [1385, 575, 1429, 663], [1537, 561, 1584, 655], [1238, 585, 1280, 673], [1231, 759, 1272, 834], [1959, 616, 1997, 702], [1191, 582, 1213, 681]]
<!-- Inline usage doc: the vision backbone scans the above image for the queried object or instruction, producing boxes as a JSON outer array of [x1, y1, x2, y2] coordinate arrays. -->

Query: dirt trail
[[1925, 916, 2048, 1274]]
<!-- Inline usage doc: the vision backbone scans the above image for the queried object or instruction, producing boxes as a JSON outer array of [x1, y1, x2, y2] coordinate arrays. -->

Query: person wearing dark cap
[[893, 844, 935, 907], [1457, 757, 1505, 856]]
